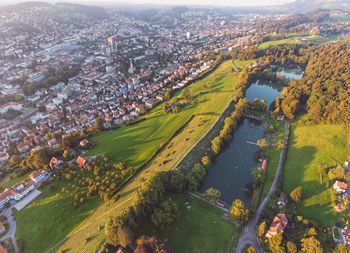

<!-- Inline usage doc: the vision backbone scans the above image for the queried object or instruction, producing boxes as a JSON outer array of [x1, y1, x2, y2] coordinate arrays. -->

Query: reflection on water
[[200, 76, 287, 205], [277, 69, 304, 80], [200, 119, 265, 205], [246, 80, 281, 106]]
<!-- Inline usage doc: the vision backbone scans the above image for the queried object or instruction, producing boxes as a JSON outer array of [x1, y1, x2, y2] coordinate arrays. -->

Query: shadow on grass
[[283, 134, 340, 226]]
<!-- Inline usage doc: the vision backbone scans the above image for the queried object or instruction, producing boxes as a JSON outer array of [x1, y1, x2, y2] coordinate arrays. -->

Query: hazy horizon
[[0, 0, 296, 7]]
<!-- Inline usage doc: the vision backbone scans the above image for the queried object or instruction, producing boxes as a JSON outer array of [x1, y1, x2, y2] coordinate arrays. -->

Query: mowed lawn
[[15, 180, 100, 253], [86, 61, 235, 168], [137, 195, 236, 253], [15, 60, 244, 253], [283, 117, 347, 226], [258, 35, 326, 50]]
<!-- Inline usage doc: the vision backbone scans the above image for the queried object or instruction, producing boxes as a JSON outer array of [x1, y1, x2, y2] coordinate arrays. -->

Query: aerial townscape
[[0, 0, 349, 252]]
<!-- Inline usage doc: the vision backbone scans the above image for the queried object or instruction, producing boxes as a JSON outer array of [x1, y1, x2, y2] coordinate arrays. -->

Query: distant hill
[[54, 2, 107, 19], [0, 1, 107, 19], [283, 0, 350, 12]]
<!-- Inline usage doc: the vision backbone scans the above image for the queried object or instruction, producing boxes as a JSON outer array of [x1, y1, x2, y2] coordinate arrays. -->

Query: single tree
[[203, 188, 221, 202], [290, 186, 302, 203]]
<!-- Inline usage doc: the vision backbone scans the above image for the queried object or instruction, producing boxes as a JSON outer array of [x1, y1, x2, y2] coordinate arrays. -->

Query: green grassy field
[[15, 180, 100, 253], [137, 194, 236, 253], [233, 59, 254, 70], [86, 106, 193, 168], [86, 61, 236, 168], [282, 116, 347, 226], [257, 35, 334, 50], [15, 60, 246, 253]]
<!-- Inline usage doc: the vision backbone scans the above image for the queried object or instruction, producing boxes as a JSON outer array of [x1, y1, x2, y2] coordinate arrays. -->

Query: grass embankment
[[250, 116, 285, 209], [137, 195, 236, 253], [282, 116, 347, 226], [15, 60, 248, 253], [233, 59, 254, 70]]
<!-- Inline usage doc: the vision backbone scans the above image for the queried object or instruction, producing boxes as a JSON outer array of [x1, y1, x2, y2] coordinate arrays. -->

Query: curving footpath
[[234, 121, 289, 253]]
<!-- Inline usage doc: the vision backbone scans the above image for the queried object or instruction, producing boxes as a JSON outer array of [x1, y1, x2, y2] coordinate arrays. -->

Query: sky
[[72, 0, 295, 7]]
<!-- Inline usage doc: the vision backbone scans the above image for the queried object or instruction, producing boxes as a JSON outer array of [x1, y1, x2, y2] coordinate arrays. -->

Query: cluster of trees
[[266, 228, 324, 253], [104, 164, 207, 250], [247, 99, 268, 113], [273, 42, 350, 123], [256, 14, 311, 34], [259, 44, 311, 67], [59, 157, 134, 204], [21, 147, 58, 170], [151, 198, 179, 229], [22, 64, 80, 95], [211, 98, 247, 156]]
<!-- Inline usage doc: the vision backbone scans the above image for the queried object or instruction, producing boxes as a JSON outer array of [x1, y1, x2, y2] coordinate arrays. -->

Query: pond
[[277, 68, 304, 80], [200, 119, 265, 204], [200, 78, 284, 205], [246, 80, 281, 106]]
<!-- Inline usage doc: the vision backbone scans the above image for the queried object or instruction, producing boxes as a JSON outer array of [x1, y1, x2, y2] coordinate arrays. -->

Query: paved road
[[234, 121, 289, 253], [0, 208, 19, 253]]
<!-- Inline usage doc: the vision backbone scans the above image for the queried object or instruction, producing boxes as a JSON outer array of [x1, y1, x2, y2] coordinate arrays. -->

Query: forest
[[263, 42, 350, 124]]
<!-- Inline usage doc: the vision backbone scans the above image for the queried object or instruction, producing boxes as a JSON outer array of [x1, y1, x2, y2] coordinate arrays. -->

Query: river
[[200, 70, 302, 205]]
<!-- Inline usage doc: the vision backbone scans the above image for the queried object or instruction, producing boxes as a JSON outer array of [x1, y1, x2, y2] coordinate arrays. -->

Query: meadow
[[282, 116, 347, 226], [137, 194, 236, 253], [257, 35, 333, 50]]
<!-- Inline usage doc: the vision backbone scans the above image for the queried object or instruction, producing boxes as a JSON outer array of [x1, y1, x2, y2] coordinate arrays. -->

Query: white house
[[333, 180, 348, 193], [30, 170, 48, 184]]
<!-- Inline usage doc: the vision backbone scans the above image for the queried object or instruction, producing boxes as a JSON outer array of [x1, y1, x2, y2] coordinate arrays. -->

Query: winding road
[[234, 121, 289, 253]]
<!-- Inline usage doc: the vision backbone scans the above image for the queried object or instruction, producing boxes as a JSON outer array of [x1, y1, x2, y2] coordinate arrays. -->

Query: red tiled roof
[[267, 213, 288, 237], [334, 181, 348, 191], [76, 156, 86, 168]]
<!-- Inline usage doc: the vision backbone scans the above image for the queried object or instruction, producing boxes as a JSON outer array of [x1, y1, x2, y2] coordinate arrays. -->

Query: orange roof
[[50, 157, 58, 165], [30, 170, 43, 180], [0, 245, 8, 253], [76, 156, 86, 168], [267, 213, 288, 237], [334, 181, 348, 191]]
